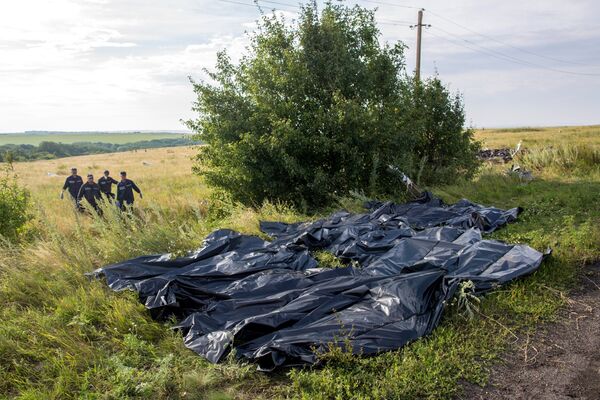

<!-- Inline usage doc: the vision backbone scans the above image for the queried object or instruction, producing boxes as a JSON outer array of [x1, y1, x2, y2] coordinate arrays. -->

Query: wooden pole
[[416, 9, 423, 81]]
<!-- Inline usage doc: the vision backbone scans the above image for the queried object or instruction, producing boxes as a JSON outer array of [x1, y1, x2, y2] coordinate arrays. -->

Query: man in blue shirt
[[61, 167, 84, 210], [116, 171, 142, 210], [98, 170, 118, 201], [77, 174, 102, 214]]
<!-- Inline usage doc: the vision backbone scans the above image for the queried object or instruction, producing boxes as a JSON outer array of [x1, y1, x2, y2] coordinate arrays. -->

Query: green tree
[[0, 168, 32, 241], [3, 150, 15, 170], [187, 1, 479, 208], [405, 77, 481, 184]]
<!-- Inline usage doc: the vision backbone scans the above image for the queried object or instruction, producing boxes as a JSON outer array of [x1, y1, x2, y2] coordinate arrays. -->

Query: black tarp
[[93, 192, 545, 371]]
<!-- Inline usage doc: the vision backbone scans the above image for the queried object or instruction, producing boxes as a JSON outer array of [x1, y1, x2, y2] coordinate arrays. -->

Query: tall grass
[[0, 192, 303, 398], [518, 144, 600, 174], [0, 148, 299, 399], [1, 131, 600, 399]]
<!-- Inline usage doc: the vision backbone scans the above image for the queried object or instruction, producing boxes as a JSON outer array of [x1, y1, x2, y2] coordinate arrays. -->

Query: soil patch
[[463, 263, 600, 400]]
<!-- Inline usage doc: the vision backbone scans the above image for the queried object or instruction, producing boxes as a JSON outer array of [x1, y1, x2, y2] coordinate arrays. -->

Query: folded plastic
[[93, 192, 544, 370]]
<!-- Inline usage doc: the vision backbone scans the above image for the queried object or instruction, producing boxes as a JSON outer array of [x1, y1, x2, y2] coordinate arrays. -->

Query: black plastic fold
[[93, 192, 543, 370]]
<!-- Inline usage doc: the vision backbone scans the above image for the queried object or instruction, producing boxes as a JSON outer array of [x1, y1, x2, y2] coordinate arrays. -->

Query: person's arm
[[61, 178, 69, 199], [131, 181, 142, 197], [110, 177, 118, 184], [77, 184, 85, 201]]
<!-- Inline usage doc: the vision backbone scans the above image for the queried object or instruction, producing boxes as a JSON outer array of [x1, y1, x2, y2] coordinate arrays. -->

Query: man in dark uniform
[[116, 171, 142, 210], [77, 174, 103, 214], [98, 170, 118, 201], [61, 167, 84, 210]]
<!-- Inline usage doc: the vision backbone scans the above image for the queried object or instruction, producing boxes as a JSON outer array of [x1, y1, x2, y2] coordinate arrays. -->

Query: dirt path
[[463, 263, 600, 400]]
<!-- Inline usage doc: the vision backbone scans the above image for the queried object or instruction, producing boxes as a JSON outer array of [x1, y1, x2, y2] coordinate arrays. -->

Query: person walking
[[77, 174, 102, 214], [116, 171, 142, 210], [98, 170, 118, 201], [61, 167, 84, 210]]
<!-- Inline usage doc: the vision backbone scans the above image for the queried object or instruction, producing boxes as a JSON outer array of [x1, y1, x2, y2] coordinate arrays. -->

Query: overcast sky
[[1, 0, 599, 132]]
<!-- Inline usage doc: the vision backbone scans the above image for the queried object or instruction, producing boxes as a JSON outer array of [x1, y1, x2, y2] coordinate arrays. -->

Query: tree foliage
[[188, 1, 479, 208], [0, 168, 32, 241]]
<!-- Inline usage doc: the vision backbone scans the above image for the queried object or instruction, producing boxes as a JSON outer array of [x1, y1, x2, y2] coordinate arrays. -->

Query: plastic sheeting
[[93, 192, 544, 371]]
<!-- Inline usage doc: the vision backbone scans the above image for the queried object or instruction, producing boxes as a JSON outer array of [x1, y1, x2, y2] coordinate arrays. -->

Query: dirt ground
[[463, 263, 600, 400]]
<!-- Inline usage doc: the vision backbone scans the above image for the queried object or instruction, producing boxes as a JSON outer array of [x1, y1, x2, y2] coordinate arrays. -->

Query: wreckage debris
[[478, 148, 515, 162], [93, 192, 545, 371], [478, 141, 523, 163], [507, 164, 534, 182]]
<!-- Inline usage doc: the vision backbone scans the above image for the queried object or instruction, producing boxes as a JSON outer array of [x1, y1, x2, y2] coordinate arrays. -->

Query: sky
[[1, 0, 599, 132]]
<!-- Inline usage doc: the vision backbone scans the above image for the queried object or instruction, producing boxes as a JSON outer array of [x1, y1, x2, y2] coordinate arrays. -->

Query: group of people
[[61, 168, 142, 213]]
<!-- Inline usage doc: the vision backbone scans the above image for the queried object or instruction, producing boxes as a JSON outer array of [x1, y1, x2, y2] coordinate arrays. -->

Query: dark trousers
[[102, 192, 116, 203], [87, 200, 103, 215], [70, 194, 85, 212], [117, 200, 133, 211]]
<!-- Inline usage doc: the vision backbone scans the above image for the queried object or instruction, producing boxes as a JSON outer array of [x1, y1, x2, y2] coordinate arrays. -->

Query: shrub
[[405, 78, 481, 184], [0, 168, 32, 241], [188, 1, 479, 209]]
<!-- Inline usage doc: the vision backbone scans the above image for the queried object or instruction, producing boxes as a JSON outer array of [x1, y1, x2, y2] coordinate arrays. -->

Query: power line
[[433, 25, 545, 65], [361, 3, 599, 71], [427, 26, 600, 77], [426, 28, 530, 66], [215, 0, 415, 26], [215, 0, 259, 8], [361, 0, 420, 10], [214, 0, 298, 13], [378, 21, 412, 27], [426, 9, 595, 67], [216, 0, 600, 77], [379, 18, 414, 25], [258, 0, 301, 9]]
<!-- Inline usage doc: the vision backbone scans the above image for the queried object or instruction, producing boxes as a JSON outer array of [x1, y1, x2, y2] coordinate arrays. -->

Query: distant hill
[[0, 131, 193, 146]]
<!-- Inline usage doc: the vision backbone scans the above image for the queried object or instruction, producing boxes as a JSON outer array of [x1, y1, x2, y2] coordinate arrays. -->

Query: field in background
[[2, 125, 596, 147], [0, 131, 190, 146], [12, 146, 204, 234], [1, 126, 599, 399], [475, 124, 600, 148]]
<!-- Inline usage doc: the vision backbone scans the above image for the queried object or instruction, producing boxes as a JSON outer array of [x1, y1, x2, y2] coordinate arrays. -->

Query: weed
[[1, 127, 599, 399]]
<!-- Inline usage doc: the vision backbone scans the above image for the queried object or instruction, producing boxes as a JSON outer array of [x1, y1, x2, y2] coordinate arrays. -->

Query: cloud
[[0, 0, 599, 131]]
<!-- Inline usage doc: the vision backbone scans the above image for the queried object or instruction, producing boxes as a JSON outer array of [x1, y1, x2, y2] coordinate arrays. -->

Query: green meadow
[[0, 132, 188, 146], [0, 126, 598, 399]]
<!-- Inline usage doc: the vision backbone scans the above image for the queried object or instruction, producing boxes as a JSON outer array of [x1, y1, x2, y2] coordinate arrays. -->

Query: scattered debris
[[93, 193, 545, 371], [478, 140, 523, 163], [478, 148, 514, 162], [507, 164, 534, 182], [387, 165, 421, 198]]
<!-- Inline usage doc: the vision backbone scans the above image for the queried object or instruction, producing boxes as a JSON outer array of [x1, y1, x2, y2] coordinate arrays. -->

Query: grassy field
[[0, 132, 190, 146], [0, 126, 599, 399], [476, 125, 600, 148]]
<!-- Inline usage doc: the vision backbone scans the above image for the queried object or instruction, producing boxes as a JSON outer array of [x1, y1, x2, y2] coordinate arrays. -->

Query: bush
[[188, 1, 479, 209], [0, 168, 32, 241], [406, 79, 481, 183]]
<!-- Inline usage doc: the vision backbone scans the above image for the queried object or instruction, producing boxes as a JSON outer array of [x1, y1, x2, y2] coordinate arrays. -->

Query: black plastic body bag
[[93, 192, 544, 371]]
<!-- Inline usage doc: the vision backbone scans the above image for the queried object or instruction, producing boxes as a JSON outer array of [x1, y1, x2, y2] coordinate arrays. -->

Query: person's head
[[87, 174, 94, 183], [104, 170, 110, 177], [71, 167, 77, 176], [120, 171, 127, 181]]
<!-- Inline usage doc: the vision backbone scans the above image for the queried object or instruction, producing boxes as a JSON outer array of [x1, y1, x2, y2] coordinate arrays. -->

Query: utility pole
[[412, 9, 430, 81]]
